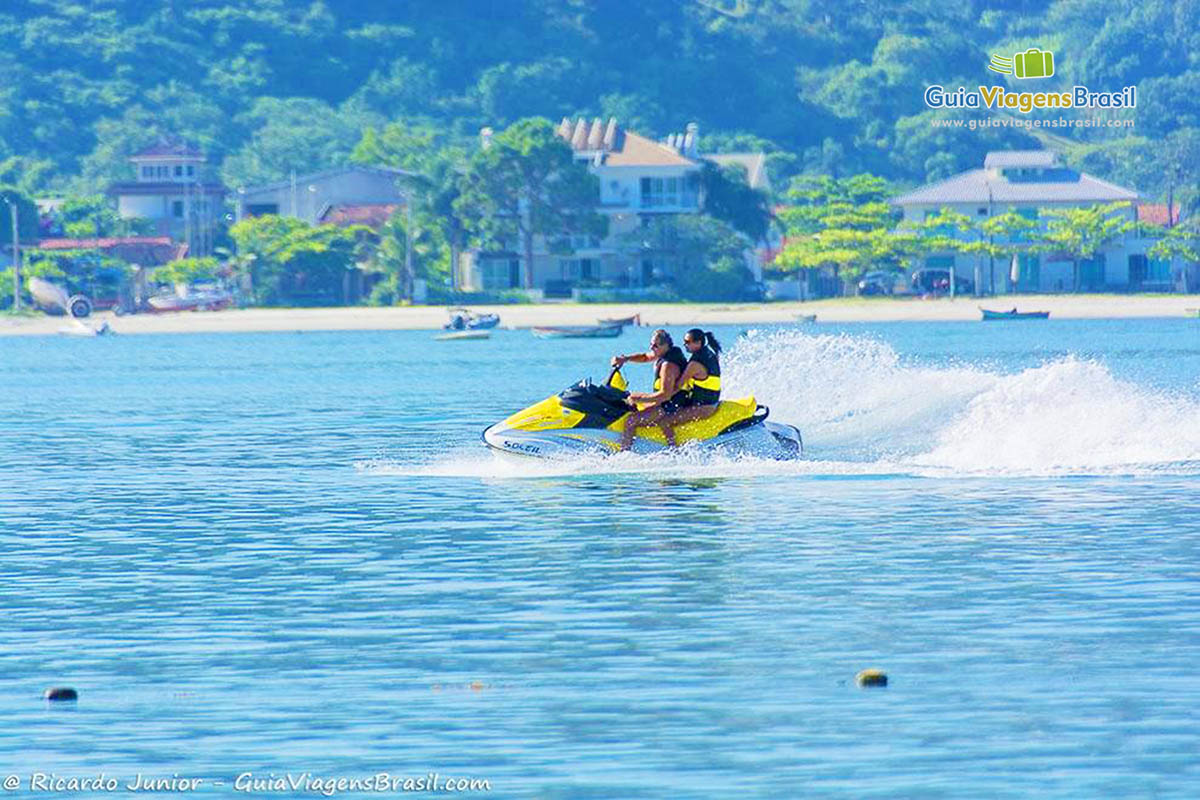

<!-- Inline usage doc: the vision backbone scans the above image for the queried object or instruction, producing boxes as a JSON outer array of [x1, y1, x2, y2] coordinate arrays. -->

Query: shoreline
[[1, 295, 1197, 337]]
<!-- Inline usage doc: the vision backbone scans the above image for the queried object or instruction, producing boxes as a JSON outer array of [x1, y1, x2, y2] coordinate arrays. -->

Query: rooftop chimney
[[684, 122, 699, 156]]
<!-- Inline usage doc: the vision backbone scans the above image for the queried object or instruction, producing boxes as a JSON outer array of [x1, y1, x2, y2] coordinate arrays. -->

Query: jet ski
[[482, 367, 803, 459]]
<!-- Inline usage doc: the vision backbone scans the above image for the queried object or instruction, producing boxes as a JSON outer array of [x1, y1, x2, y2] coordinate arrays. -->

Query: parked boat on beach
[[445, 309, 501, 330], [532, 324, 624, 339], [980, 307, 1050, 321], [597, 314, 640, 327]]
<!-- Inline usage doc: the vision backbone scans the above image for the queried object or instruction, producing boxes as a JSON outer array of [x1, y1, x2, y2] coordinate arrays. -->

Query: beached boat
[[532, 324, 624, 339], [796, 314, 817, 323], [597, 314, 640, 327], [445, 309, 500, 330], [980, 307, 1050, 321], [147, 288, 233, 312], [435, 330, 491, 341]]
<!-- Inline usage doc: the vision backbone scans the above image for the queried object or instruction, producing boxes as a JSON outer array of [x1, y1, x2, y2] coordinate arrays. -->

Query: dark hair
[[686, 328, 721, 354], [651, 329, 673, 347]]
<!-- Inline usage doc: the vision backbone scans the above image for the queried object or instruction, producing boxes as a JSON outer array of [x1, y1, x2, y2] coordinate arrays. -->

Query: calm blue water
[[2, 319, 1199, 798]]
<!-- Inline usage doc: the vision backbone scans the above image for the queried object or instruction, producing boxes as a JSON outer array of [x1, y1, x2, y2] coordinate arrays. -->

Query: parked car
[[911, 268, 973, 296], [857, 270, 899, 296]]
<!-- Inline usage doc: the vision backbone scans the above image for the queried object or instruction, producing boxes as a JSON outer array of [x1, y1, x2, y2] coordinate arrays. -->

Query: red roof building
[[36, 237, 187, 266]]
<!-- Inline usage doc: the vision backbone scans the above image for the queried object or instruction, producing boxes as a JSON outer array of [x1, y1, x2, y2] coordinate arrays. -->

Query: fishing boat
[[597, 314, 640, 327], [796, 314, 817, 323], [531, 324, 624, 339], [980, 307, 1050, 321], [435, 330, 491, 341]]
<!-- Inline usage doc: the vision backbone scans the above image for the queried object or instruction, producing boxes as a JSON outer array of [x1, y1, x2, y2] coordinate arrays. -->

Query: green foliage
[[700, 162, 770, 242], [54, 194, 152, 238], [151, 257, 221, 287], [229, 215, 372, 306], [1149, 218, 1200, 265], [454, 118, 605, 287], [0, 186, 40, 245], [1035, 202, 1135, 266], [776, 174, 903, 280], [22, 248, 133, 298], [0, 2, 1197, 213], [624, 215, 751, 301]]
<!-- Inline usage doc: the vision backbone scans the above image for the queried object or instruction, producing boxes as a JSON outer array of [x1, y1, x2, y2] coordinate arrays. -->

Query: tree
[[1034, 202, 1134, 292], [775, 173, 902, 287], [699, 162, 770, 242], [151, 257, 221, 288], [351, 122, 470, 293], [454, 118, 604, 289], [977, 211, 1038, 294], [621, 215, 751, 301], [366, 210, 451, 305], [229, 215, 371, 305]]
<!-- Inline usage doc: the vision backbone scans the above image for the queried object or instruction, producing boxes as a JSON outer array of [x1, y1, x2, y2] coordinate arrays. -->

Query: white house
[[892, 150, 1180, 293], [107, 142, 226, 256], [235, 167, 414, 226], [459, 118, 767, 294]]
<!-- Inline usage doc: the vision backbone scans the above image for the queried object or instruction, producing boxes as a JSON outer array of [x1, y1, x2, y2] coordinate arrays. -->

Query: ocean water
[[1, 318, 1198, 798]]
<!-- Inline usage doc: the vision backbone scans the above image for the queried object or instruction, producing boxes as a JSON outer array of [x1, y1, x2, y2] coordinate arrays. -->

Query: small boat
[[1186, 308, 1199, 318], [980, 307, 1050, 321], [445, 309, 500, 330], [147, 288, 232, 312], [796, 314, 817, 323], [532, 324, 624, 339], [597, 314, 640, 327], [435, 330, 490, 341]]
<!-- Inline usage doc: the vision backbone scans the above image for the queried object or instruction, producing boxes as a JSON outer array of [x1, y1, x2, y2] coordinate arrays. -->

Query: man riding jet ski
[[481, 361, 803, 460]]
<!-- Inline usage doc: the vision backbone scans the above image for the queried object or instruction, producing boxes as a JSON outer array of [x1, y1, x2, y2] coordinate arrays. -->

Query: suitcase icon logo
[[988, 48, 1055, 79]]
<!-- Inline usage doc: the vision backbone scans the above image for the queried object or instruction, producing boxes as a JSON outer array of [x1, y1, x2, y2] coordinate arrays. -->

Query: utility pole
[[5, 197, 19, 311], [404, 191, 414, 301]]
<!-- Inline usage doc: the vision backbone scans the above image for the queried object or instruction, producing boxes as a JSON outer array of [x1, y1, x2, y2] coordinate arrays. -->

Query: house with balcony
[[892, 150, 1183, 293], [107, 142, 226, 257], [459, 118, 764, 295]]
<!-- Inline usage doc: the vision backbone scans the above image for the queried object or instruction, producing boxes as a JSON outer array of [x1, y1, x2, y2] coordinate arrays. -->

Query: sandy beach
[[1, 295, 1197, 336]]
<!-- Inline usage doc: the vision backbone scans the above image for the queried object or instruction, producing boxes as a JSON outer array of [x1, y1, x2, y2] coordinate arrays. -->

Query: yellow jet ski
[[482, 367, 802, 459]]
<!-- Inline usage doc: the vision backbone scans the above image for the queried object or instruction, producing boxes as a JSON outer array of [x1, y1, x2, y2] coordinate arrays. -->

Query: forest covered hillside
[[0, 0, 1197, 205]]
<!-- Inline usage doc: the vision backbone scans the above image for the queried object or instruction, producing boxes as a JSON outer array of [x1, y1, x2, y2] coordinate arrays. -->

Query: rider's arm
[[677, 360, 707, 386], [612, 350, 654, 367], [629, 363, 681, 405]]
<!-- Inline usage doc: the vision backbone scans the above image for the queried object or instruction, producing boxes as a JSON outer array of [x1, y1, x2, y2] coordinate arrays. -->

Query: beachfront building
[[107, 142, 226, 257], [892, 151, 1183, 293], [458, 118, 765, 296], [234, 167, 413, 227]]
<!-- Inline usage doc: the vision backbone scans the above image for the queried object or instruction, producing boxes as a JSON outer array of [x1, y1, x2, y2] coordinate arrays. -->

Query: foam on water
[[365, 329, 1200, 480]]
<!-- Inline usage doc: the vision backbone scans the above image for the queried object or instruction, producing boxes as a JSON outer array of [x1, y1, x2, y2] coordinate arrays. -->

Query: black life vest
[[653, 346, 689, 405], [684, 346, 721, 405]]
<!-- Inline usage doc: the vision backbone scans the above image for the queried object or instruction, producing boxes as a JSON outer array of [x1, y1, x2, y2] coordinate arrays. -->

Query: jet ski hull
[[482, 377, 803, 461], [483, 418, 802, 460]]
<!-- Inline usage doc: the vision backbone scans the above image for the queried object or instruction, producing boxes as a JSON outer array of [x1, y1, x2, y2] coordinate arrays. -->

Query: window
[[157, 166, 168, 178], [558, 258, 595, 280], [977, 207, 988, 216], [480, 259, 518, 290], [186, 165, 195, 177], [141, 166, 152, 179], [172, 200, 184, 218], [174, 165, 183, 177]]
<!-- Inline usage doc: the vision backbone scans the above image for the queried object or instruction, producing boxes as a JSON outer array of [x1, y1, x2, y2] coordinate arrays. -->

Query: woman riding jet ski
[[481, 334, 802, 460]]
